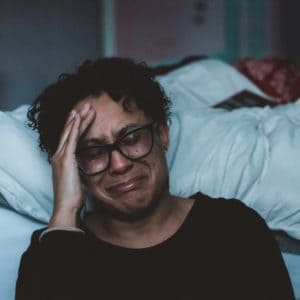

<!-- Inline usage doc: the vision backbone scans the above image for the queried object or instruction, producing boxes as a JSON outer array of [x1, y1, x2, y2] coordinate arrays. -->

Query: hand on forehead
[[73, 94, 150, 145]]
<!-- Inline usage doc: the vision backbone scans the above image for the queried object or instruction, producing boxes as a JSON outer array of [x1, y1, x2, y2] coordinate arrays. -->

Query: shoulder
[[190, 192, 267, 233], [188, 193, 277, 254], [189, 194, 294, 299], [191, 191, 249, 212]]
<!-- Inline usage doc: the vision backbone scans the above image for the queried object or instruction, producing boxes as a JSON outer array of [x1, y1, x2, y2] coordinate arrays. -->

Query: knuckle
[[61, 157, 74, 168], [50, 157, 59, 166], [51, 152, 62, 163], [50, 154, 57, 162]]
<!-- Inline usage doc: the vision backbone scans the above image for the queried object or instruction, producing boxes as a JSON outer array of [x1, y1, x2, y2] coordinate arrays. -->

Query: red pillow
[[235, 57, 300, 103]]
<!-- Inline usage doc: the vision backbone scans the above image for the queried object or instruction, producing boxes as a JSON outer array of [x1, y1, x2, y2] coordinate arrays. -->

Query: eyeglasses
[[76, 123, 155, 176]]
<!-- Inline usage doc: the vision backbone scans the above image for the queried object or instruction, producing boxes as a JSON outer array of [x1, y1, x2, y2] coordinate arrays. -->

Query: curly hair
[[27, 57, 171, 160]]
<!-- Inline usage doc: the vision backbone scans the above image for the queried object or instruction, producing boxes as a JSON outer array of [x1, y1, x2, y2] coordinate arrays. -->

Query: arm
[[16, 104, 96, 299], [15, 229, 86, 300], [236, 204, 295, 299], [49, 103, 96, 228], [15, 230, 44, 300]]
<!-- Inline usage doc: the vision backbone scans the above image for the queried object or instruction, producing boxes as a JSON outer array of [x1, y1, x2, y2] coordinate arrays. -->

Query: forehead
[[74, 93, 150, 142]]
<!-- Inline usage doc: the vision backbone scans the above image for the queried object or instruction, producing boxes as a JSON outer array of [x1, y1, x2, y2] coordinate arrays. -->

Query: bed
[[0, 57, 299, 299]]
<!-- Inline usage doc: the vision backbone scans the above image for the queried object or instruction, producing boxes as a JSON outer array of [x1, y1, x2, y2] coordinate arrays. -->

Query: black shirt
[[16, 193, 295, 299]]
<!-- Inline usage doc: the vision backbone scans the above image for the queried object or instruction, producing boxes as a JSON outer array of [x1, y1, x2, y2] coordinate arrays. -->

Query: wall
[[283, 0, 300, 65], [105, 0, 291, 64], [1, 0, 299, 110], [0, 0, 102, 110], [114, 0, 226, 63]]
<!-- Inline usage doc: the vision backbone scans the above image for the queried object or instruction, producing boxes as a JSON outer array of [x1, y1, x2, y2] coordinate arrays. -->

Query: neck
[[84, 192, 194, 249]]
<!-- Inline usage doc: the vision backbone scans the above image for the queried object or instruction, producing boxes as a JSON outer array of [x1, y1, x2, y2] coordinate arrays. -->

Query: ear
[[157, 122, 169, 150]]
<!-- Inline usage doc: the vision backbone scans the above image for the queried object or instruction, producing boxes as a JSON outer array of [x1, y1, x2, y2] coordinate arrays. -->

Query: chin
[[96, 193, 161, 222]]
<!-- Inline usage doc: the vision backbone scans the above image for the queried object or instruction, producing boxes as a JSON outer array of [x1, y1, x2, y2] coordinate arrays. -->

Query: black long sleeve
[[15, 196, 296, 300], [15, 229, 87, 300], [226, 202, 296, 299]]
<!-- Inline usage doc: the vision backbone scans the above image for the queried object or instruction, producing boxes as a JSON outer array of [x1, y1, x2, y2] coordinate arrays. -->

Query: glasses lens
[[77, 146, 109, 175], [76, 124, 154, 176], [118, 126, 153, 159]]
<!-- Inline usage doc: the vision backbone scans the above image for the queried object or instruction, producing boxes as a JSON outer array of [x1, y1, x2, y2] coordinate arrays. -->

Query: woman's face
[[75, 93, 169, 222]]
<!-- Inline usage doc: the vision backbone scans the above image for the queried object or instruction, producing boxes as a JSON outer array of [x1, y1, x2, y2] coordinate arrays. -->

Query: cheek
[[83, 176, 104, 195], [148, 147, 168, 179]]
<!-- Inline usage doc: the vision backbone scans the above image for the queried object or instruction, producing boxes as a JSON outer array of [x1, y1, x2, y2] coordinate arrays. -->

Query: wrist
[[39, 227, 85, 243], [49, 206, 81, 228]]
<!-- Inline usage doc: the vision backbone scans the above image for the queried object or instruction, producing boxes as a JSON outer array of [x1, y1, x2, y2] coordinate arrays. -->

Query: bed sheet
[[282, 253, 300, 299], [0, 205, 43, 300], [1, 59, 300, 240], [0, 205, 299, 300]]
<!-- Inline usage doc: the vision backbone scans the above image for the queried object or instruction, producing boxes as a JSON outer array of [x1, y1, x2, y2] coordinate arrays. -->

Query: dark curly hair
[[27, 57, 171, 160]]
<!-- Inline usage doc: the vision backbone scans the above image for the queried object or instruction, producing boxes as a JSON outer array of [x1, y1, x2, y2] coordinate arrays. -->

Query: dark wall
[[0, 0, 102, 110], [1, 0, 300, 111], [283, 0, 300, 65]]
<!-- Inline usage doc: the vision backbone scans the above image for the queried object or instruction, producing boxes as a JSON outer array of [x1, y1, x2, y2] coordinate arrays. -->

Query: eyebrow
[[79, 123, 142, 147], [116, 123, 141, 139]]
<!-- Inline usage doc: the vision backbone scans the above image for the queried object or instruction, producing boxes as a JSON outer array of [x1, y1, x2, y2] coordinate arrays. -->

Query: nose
[[108, 149, 133, 175]]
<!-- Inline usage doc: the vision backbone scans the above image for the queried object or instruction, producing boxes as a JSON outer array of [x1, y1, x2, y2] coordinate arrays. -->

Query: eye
[[79, 147, 106, 161], [120, 131, 141, 145]]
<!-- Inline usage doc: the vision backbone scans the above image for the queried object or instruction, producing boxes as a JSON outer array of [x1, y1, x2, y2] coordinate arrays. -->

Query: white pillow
[[2, 58, 254, 222], [156, 58, 271, 109], [167, 101, 300, 240], [0, 106, 52, 223], [1, 59, 300, 240]]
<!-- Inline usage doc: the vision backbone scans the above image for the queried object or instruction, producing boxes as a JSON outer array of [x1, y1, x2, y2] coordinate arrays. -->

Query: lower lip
[[109, 177, 144, 194]]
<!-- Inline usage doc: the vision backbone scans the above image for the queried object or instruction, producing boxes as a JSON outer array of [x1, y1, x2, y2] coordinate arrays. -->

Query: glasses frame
[[76, 122, 156, 176]]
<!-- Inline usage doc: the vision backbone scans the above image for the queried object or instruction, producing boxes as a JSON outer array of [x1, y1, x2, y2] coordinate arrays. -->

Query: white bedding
[[167, 102, 300, 239], [0, 58, 300, 240], [1, 58, 300, 298], [283, 253, 300, 299], [0, 206, 43, 300], [158, 59, 300, 239]]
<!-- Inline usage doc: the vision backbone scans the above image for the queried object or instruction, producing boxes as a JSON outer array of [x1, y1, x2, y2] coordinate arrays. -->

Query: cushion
[[0, 59, 300, 240], [0, 106, 52, 223], [156, 58, 270, 110], [167, 101, 300, 239]]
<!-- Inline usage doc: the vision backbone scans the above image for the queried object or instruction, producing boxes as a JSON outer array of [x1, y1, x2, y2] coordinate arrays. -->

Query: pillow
[[156, 58, 271, 110], [1, 59, 300, 240], [0, 106, 52, 223], [2, 58, 258, 223]]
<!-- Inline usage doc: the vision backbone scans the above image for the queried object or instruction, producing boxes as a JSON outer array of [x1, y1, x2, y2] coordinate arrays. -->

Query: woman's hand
[[49, 103, 96, 228]]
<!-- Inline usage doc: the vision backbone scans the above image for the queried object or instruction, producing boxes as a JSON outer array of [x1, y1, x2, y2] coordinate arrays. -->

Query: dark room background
[[0, 0, 298, 110]]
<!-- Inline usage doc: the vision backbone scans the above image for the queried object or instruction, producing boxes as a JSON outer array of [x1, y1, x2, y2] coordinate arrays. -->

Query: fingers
[[53, 113, 79, 157], [54, 103, 96, 157], [64, 113, 81, 155], [55, 111, 77, 153], [69, 102, 96, 140], [65, 110, 76, 126], [79, 108, 96, 136], [65, 105, 96, 154]]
